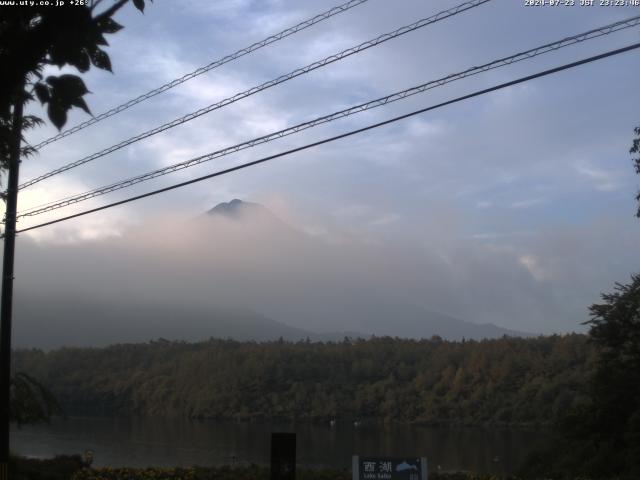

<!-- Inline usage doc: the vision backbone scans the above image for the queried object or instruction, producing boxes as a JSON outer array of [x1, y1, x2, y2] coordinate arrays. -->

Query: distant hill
[[13, 287, 524, 349], [348, 301, 530, 340], [13, 293, 319, 349]]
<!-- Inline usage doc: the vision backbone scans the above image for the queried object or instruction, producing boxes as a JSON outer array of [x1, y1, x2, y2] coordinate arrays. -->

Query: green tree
[[524, 126, 640, 478], [0, 0, 152, 442], [632, 125, 640, 217], [10, 373, 62, 427], [582, 274, 640, 476], [1, 0, 152, 167], [529, 275, 640, 479]]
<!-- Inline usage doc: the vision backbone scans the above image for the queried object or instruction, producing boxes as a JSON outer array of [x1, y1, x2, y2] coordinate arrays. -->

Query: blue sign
[[352, 456, 427, 480]]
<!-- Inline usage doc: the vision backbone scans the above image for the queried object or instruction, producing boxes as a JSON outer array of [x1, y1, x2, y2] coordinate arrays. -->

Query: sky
[[5, 0, 640, 342]]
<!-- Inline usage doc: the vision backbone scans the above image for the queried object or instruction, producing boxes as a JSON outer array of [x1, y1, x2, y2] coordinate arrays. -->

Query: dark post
[[271, 432, 296, 480], [0, 88, 24, 480]]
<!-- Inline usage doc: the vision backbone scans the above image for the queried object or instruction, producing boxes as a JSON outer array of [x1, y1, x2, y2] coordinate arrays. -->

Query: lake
[[11, 417, 548, 475]]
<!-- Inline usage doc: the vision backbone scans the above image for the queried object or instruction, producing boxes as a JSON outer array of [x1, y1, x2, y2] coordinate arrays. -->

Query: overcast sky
[[6, 0, 640, 339]]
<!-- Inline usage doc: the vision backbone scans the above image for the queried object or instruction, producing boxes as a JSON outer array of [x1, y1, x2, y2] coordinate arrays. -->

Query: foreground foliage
[[9, 455, 629, 480], [69, 466, 522, 480], [524, 274, 640, 480], [1, 0, 152, 171], [10, 453, 629, 480], [14, 335, 592, 425], [10, 454, 84, 480], [10, 372, 62, 426]]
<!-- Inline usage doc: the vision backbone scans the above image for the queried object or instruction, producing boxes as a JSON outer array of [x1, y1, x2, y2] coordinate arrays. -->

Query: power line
[[17, 14, 640, 219], [19, 0, 491, 190], [32, 0, 371, 150], [13, 42, 640, 235]]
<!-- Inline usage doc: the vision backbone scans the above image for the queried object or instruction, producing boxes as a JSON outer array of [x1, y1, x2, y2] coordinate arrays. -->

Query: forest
[[12, 334, 594, 426]]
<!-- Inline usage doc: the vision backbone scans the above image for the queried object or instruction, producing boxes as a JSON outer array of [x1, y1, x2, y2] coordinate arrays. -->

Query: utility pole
[[0, 84, 24, 480]]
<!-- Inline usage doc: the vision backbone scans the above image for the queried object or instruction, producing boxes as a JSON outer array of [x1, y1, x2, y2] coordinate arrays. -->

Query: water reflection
[[11, 417, 547, 475]]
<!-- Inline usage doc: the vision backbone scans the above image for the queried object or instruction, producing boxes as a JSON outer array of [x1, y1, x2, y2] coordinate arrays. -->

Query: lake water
[[11, 417, 548, 475]]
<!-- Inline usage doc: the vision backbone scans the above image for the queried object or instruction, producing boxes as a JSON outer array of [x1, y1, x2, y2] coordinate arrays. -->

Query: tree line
[[12, 334, 594, 426]]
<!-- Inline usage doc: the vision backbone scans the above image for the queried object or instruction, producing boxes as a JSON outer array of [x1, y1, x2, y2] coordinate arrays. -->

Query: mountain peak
[[207, 199, 260, 219], [206, 199, 285, 226], [209, 198, 243, 215]]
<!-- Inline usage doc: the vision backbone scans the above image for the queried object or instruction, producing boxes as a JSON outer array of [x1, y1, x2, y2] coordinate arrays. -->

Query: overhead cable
[[17, 14, 640, 218], [32, 0, 372, 150], [19, 0, 491, 190], [14, 41, 640, 235]]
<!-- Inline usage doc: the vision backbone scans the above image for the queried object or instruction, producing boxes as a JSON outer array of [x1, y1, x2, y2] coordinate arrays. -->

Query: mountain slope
[[201, 200, 532, 340], [13, 294, 317, 349]]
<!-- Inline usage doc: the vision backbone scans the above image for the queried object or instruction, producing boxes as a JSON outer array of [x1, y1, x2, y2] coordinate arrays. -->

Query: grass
[[8, 455, 616, 480], [70, 466, 517, 480], [10, 454, 85, 480]]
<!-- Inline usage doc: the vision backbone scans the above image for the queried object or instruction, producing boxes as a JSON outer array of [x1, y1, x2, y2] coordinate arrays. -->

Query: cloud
[[368, 213, 400, 227], [574, 161, 624, 192], [518, 254, 547, 281], [179, 0, 255, 19], [511, 197, 545, 209]]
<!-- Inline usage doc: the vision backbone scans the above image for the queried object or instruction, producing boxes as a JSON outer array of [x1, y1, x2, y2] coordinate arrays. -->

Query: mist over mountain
[[13, 199, 531, 349], [203, 200, 529, 339]]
